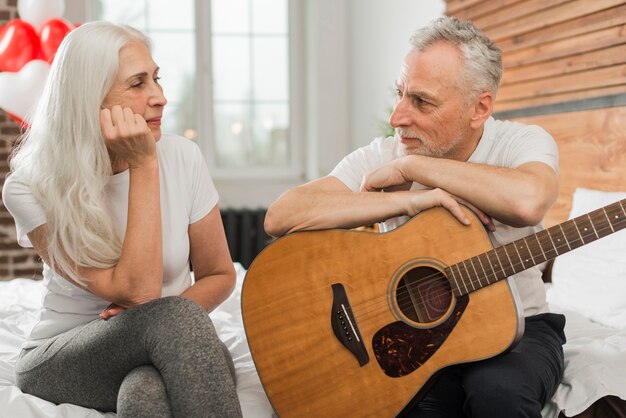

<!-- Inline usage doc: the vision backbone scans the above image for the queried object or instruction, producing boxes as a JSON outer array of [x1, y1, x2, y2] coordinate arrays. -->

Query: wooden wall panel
[[494, 85, 626, 112], [503, 25, 626, 68], [497, 4, 626, 53], [484, 0, 624, 42], [447, 0, 626, 113], [502, 44, 626, 85], [498, 65, 626, 101], [471, 0, 572, 31], [449, 0, 525, 21], [512, 107, 626, 226]]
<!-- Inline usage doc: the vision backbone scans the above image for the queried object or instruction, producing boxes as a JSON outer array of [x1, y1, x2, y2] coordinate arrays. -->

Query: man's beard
[[396, 128, 462, 159]]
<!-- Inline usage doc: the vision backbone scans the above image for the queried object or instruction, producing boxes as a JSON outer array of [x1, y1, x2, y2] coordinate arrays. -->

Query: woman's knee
[[142, 296, 222, 351], [145, 295, 206, 320], [118, 366, 172, 418], [144, 296, 214, 332]]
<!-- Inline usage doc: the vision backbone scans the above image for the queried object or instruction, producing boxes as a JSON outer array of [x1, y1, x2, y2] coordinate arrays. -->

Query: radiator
[[221, 208, 271, 269]]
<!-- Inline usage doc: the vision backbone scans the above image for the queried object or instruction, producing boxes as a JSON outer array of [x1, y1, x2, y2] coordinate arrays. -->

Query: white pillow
[[547, 188, 626, 330]]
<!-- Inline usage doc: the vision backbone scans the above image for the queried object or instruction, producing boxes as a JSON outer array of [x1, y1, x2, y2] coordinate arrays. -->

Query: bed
[[0, 263, 276, 418], [540, 187, 626, 418], [1, 240, 625, 418], [1, 108, 626, 418]]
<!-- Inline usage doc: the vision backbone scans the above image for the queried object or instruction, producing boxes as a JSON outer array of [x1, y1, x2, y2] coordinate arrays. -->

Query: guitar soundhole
[[396, 267, 452, 323]]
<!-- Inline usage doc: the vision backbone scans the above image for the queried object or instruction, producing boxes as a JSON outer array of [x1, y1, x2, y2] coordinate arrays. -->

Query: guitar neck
[[446, 199, 626, 296]]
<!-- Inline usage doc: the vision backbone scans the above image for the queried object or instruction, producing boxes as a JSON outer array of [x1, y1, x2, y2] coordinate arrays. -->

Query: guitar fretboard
[[445, 199, 626, 296]]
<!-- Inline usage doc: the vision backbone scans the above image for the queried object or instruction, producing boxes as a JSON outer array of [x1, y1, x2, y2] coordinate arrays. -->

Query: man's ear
[[469, 91, 493, 129]]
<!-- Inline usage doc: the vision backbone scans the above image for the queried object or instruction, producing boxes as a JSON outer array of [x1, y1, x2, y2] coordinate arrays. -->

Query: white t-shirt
[[329, 117, 559, 316], [2, 134, 219, 348]]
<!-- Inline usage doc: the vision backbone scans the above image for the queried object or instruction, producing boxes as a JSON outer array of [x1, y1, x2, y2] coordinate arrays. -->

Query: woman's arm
[[181, 205, 236, 311], [27, 106, 163, 308]]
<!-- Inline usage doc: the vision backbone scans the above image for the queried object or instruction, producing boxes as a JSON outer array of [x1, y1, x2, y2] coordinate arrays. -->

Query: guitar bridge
[[331, 283, 369, 366]]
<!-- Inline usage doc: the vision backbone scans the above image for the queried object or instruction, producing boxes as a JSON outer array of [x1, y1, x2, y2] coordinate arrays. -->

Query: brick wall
[[0, 0, 44, 280], [0, 0, 16, 20]]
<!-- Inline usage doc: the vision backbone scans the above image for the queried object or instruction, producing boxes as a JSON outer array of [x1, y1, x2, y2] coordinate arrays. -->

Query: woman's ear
[[469, 91, 493, 129]]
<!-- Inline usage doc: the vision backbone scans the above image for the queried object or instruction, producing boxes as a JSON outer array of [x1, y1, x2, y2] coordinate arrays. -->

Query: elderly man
[[265, 16, 565, 418]]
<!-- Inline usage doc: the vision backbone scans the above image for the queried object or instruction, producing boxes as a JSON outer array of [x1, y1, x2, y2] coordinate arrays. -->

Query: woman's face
[[102, 41, 167, 140]]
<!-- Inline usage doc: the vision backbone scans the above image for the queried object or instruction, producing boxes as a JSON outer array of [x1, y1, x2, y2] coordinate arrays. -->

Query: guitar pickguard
[[372, 295, 469, 377]]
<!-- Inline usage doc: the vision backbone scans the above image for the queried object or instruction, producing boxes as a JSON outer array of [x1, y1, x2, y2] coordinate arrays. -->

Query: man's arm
[[264, 176, 480, 237], [361, 155, 558, 227]]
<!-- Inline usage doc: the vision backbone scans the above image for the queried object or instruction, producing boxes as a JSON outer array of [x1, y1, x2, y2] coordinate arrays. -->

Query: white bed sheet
[[543, 284, 626, 417], [1, 271, 625, 418], [0, 264, 275, 418]]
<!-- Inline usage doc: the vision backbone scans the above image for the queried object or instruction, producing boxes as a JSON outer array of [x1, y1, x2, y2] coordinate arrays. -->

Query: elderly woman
[[2, 21, 242, 417]]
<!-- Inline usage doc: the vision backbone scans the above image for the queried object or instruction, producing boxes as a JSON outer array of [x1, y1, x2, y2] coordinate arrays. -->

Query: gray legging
[[15, 296, 243, 418]]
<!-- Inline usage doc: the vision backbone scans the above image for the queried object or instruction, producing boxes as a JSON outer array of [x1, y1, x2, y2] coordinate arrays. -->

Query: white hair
[[410, 16, 502, 100], [9, 21, 151, 285]]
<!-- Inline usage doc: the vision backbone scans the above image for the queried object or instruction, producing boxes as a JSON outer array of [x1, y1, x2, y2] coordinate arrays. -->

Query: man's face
[[390, 42, 477, 161]]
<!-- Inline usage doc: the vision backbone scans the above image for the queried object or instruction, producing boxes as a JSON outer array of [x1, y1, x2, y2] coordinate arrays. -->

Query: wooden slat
[[501, 44, 626, 85], [503, 25, 626, 69], [497, 64, 626, 102], [474, 0, 571, 32], [485, 0, 625, 42], [512, 107, 626, 226], [494, 84, 626, 112], [451, 0, 525, 21], [496, 3, 626, 53], [447, 0, 486, 15]]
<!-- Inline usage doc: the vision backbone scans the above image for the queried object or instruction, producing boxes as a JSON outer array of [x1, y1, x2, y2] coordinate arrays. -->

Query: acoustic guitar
[[241, 200, 626, 417]]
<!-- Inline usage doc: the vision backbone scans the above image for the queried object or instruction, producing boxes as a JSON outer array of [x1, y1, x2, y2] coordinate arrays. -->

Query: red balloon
[[0, 19, 41, 72], [39, 18, 74, 64], [5, 110, 27, 128]]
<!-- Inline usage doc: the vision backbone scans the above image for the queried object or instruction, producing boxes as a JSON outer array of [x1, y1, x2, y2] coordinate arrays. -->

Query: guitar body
[[242, 207, 523, 417]]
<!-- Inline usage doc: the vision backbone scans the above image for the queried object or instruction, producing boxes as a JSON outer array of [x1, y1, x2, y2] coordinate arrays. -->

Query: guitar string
[[353, 217, 625, 323], [348, 217, 626, 323], [351, 224, 582, 318], [352, 218, 625, 322], [377, 212, 626, 310], [327, 203, 625, 318]]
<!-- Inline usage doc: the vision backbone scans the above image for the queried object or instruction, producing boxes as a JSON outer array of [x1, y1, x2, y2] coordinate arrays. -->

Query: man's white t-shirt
[[2, 134, 219, 348], [329, 116, 559, 317]]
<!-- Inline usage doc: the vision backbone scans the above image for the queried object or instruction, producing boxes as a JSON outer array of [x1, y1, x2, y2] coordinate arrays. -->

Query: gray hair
[[10, 21, 151, 285], [410, 16, 502, 99]]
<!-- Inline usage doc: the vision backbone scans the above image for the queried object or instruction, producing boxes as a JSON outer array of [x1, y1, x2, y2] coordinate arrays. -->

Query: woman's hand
[[99, 302, 127, 320], [100, 105, 157, 169]]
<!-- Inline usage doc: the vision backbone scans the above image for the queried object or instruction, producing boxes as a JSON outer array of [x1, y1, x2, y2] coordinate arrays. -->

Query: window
[[89, 0, 302, 178], [92, 0, 197, 143]]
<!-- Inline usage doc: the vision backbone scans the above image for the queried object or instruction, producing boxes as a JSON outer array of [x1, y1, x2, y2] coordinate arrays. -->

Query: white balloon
[[17, 0, 65, 30], [0, 60, 50, 121]]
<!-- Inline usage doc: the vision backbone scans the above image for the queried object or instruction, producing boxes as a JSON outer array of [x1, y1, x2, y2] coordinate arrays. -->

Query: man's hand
[[405, 188, 496, 231], [361, 158, 495, 232], [360, 159, 410, 192]]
